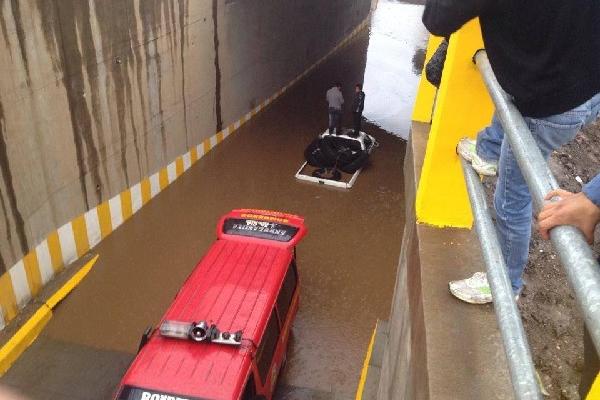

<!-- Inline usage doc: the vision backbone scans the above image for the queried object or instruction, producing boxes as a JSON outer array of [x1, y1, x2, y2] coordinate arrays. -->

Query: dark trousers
[[580, 325, 600, 398], [353, 112, 362, 136], [328, 108, 342, 135]]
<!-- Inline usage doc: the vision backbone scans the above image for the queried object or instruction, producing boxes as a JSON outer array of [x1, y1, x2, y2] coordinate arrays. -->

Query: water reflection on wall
[[362, 0, 428, 139]]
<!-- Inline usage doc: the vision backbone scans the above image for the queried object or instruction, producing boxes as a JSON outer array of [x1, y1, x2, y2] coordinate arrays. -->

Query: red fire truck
[[114, 209, 308, 400]]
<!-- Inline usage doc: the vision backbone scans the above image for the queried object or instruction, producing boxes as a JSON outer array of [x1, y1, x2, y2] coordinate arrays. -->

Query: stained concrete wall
[[0, 0, 371, 273], [376, 125, 428, 400]]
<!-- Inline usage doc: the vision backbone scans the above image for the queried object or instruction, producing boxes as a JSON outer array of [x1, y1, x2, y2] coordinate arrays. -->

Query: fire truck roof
[[118, 210, 306, 399]]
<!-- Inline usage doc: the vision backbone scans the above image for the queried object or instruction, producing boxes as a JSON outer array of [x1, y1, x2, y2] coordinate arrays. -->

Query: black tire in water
[[321, 136, 365, 169], [332, 136, 362, 152], [339, 151, 369, 174], [320, 136, 340, 163], [338, 148, 361, 166], [304, 139, 334, 167]]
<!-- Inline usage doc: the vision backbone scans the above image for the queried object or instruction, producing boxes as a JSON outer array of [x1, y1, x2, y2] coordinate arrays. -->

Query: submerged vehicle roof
[[118, 210, 306, 400]]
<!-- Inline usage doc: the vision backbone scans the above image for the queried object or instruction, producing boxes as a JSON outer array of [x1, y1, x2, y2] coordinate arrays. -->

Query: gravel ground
[[483, 121, 600, 400]]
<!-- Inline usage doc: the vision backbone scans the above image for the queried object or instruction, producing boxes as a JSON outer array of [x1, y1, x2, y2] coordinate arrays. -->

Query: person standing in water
[[352, 83, 366, 136], [326, 81, 344, 135]]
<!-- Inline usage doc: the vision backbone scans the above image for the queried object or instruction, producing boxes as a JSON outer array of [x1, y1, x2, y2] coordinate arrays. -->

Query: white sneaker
[[450, 272, 520, 304], [456, 137, 477, 162], [449, 272, 493, 304], [457, 138, 498, 176]]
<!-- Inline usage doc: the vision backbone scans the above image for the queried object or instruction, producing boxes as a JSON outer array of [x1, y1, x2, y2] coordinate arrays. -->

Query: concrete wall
[[0, 0, 371, 274], [376, 128, 429, 400]]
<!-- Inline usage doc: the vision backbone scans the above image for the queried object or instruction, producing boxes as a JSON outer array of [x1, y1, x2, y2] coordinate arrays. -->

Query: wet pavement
[[1, 3, 426, 399]]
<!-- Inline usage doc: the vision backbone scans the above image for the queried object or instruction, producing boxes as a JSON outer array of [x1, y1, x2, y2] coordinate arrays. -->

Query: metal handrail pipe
[[474, 50, 600, 353], [461, 158, 542, 400]]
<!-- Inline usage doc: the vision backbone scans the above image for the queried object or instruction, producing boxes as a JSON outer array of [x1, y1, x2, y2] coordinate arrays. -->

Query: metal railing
[[461, 157, 542, 399], [459, 50, 600, 399]]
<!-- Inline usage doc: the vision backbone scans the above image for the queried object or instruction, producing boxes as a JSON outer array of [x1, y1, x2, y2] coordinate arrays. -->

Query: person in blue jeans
[[423, 0, 600, 304], [452, 98, 600, 303], [326, 82, 344, 135], [537, 174, 600, 398]]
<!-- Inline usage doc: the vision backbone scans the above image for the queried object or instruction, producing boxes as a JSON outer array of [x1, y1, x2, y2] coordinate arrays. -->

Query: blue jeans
[[475, 92, 600, 293], [328, 108, 342, 134]]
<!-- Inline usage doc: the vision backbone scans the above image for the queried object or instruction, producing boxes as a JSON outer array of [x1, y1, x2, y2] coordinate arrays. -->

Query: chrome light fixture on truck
[[160, 320, 243, 346]]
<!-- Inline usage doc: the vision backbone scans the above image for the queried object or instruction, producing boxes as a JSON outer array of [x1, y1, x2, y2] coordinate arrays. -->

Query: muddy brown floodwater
[[0, 19, 416, 400]]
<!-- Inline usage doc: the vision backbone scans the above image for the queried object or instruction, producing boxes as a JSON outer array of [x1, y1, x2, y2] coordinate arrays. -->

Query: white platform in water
[[295, 162, 362, 189]]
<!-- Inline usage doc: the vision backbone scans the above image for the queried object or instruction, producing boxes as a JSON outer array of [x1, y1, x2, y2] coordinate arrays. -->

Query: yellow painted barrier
[[45, 255, 99, 309], [355, 326, 377, 400], [0, 306, 51, 376], [588, 373, 600, 400], [412, 34, 444, 123], [0, 255, 98, 377], [415, 19, 495, 228]]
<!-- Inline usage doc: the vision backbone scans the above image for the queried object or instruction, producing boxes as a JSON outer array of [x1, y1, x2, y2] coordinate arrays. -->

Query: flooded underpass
[[0, 1, 428, 399]]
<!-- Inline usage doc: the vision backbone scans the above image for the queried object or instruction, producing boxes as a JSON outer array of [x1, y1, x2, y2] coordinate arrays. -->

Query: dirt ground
[[483, 121, 600, 399]]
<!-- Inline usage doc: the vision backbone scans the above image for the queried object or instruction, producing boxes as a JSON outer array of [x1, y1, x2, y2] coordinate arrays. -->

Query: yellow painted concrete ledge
[[355, 326, 377, 400], [0, 255, 99, 377]]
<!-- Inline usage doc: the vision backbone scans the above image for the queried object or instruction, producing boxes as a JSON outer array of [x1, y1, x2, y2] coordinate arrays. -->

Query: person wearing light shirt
[[326, 82, 344, 135]]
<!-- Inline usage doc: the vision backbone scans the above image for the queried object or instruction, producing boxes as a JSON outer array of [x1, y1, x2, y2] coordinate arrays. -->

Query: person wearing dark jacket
[[421, 2, 600, 308], [352, 84, 366, 136]]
